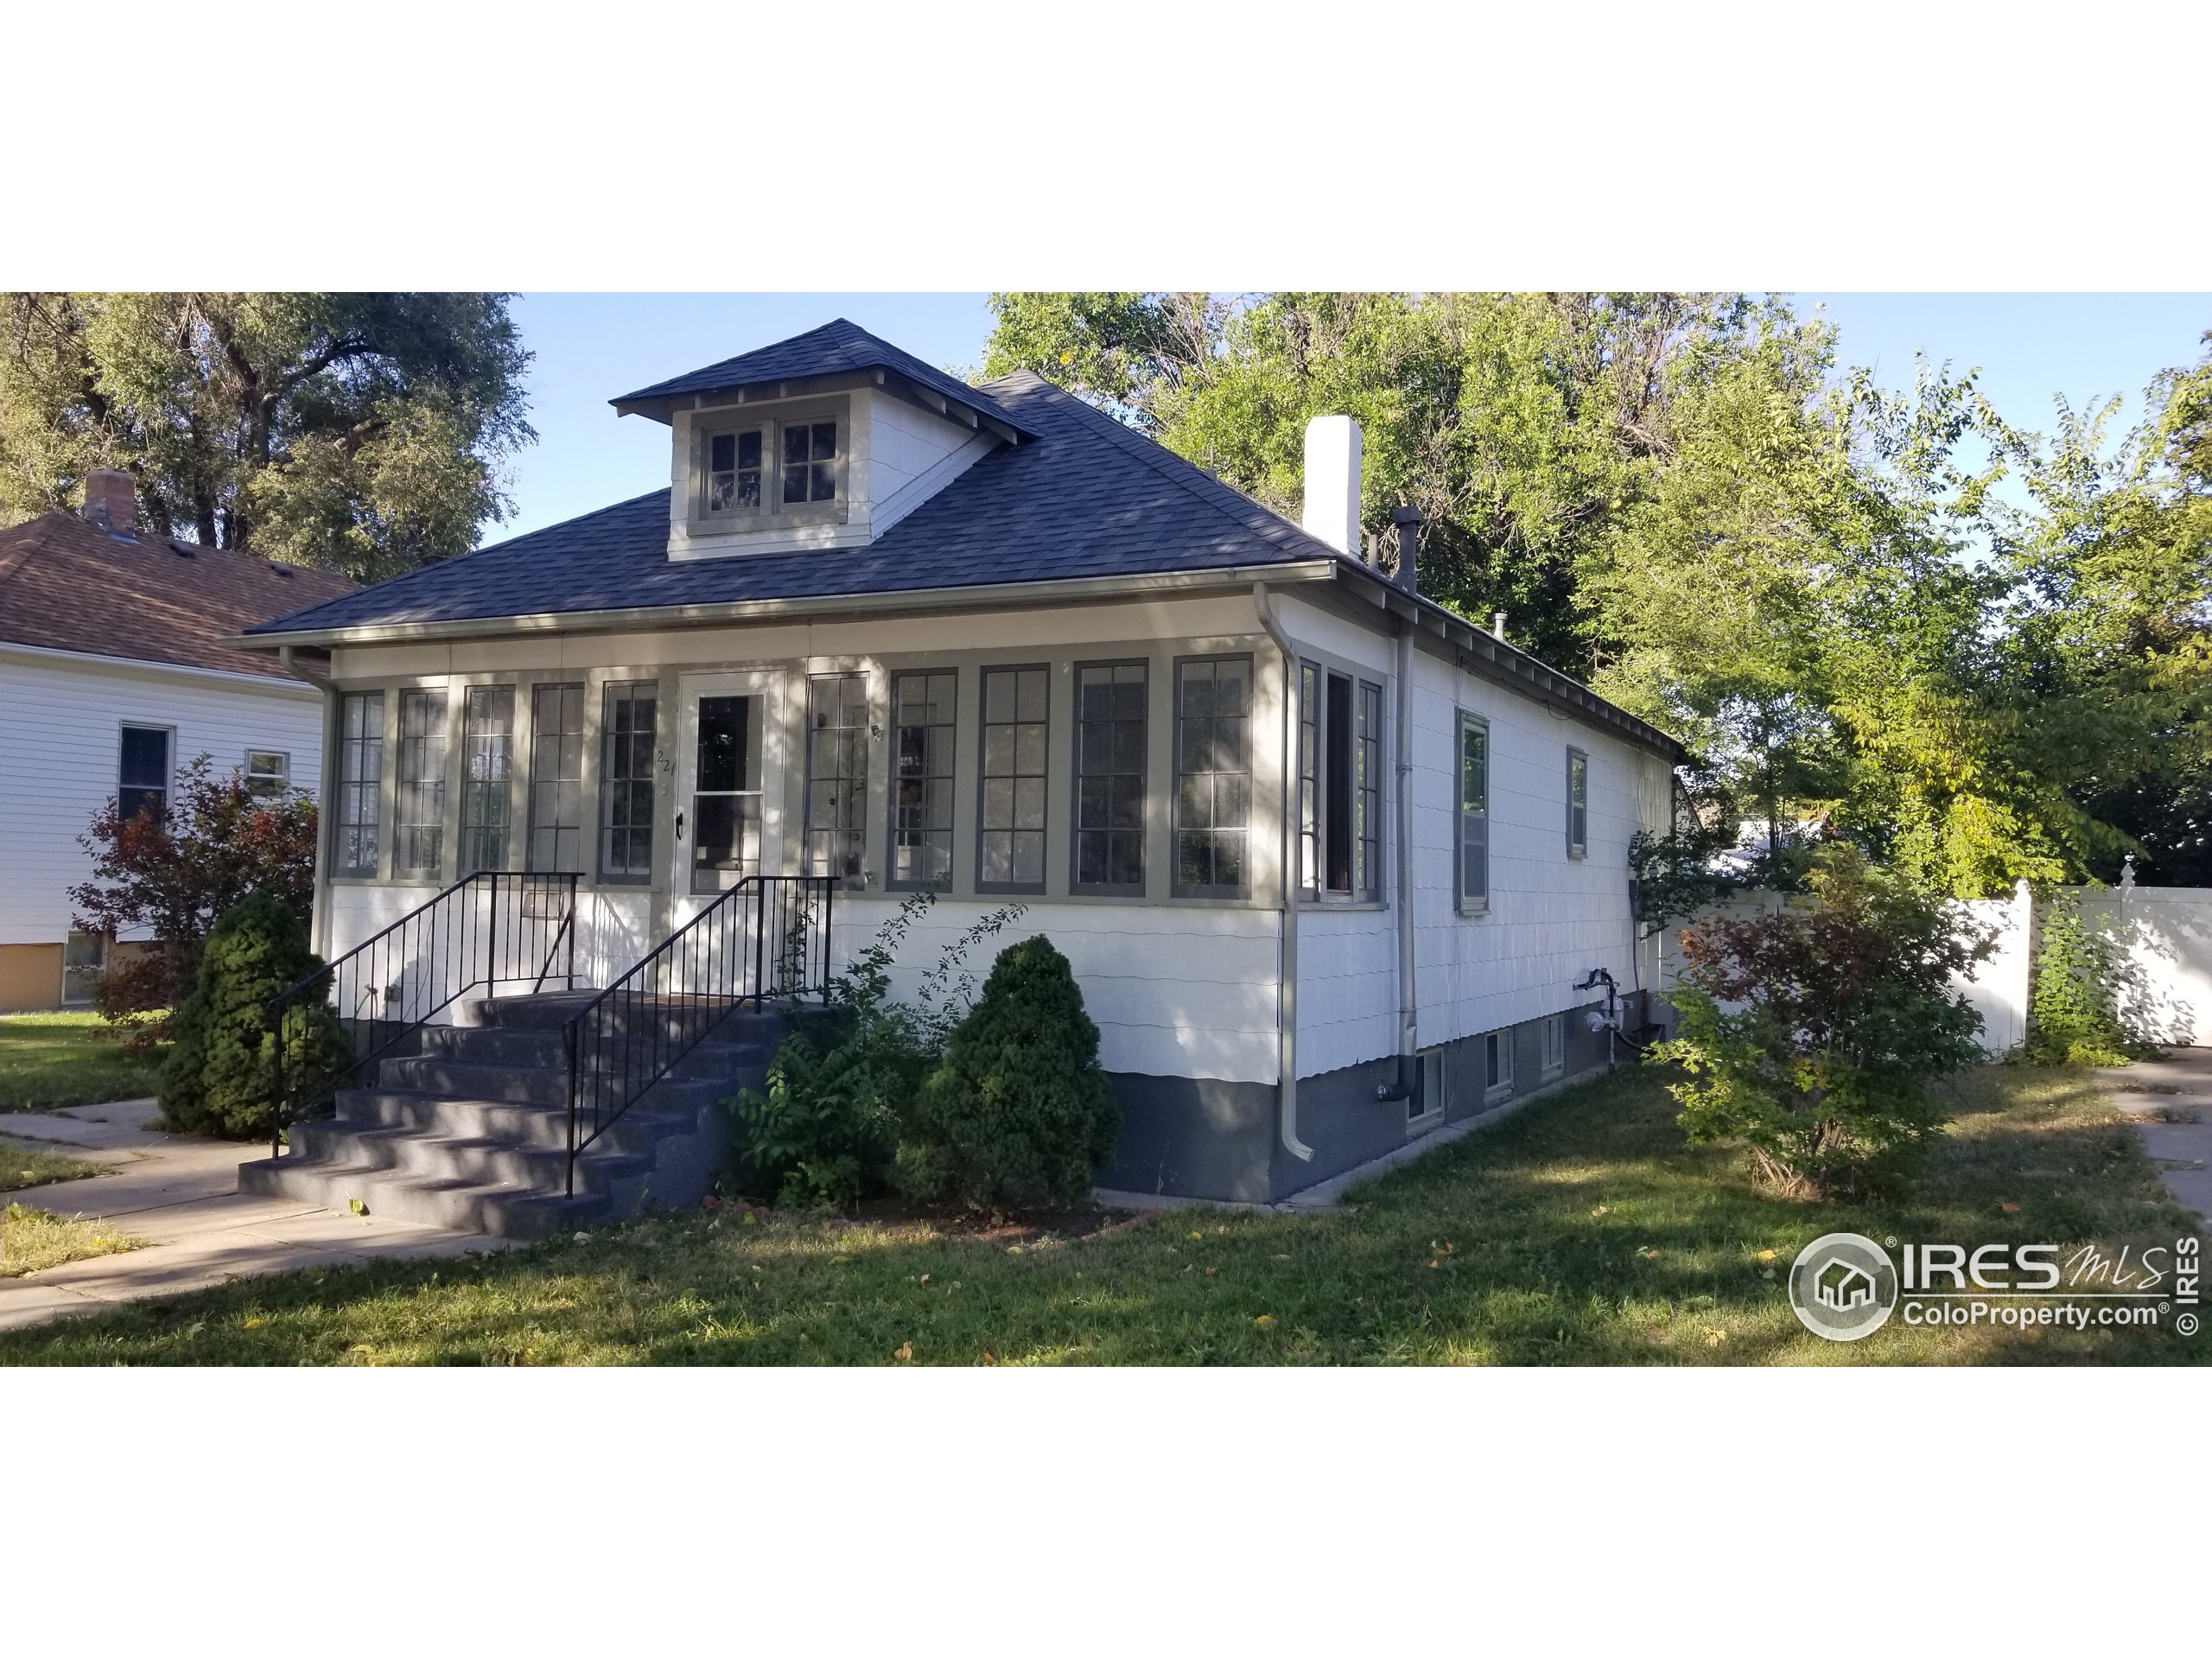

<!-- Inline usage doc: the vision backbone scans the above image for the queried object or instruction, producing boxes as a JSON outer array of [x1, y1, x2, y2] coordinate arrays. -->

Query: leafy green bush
[[158, 891, 351, 1139], [895, 935, 1118, 1211], [732, 892, 1023, 1207], [2023, 894, 2158, 1065], [1649, 846, 1988, 1197]]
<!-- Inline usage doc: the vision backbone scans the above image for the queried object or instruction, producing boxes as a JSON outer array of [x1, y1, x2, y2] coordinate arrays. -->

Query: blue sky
[[497, 292, 2211, 543]]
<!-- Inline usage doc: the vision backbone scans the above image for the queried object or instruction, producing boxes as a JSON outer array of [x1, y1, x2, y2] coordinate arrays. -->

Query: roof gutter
[[1252, 580, 1313, 1165], [222, 561, 1342, 655]]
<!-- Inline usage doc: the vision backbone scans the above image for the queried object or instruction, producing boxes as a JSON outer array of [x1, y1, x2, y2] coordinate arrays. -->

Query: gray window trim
[[1567, 746, 1589, 860], [886, 666, 957, 893], [1171, 651, 1255, 900], [596, 679, 658, 886], [1457, 709, 1490, 916], [1069, 657, 1147, 899], [975, 661, 1051, 896]]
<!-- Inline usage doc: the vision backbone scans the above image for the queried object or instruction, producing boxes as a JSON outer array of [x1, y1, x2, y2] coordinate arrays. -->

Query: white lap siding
[[0, 649, 325, 945]]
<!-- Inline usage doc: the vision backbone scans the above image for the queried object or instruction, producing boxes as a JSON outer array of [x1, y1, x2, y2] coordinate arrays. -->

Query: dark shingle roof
[[612, 317, 1033, 436], [246, 372, 1340, 637], [0, 510, 354, 679]]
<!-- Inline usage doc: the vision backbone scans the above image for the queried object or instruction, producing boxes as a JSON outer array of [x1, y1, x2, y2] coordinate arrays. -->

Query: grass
[[2, 1203, 143, 1278], [0, 1013, 167, 1113], [0, 1141, 103, 1193], [0, 1063, 2202, 1364]]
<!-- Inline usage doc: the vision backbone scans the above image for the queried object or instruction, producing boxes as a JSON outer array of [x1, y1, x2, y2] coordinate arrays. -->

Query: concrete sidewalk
[[2, 1100, 505, 1332], [2092, 1051, 2212, 1228]]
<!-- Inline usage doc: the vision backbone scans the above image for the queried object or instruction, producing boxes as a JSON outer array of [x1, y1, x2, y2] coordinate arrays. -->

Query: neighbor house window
[[1072, 661, 1146, 895], [1485, 1030, 1514, 1101], [528, 683, 585, 873], [979, 665, 1048, 892], [244, 750, 289, 799], [782, 420, 842, 505], [1458, 712, 1489, 912], [1301, 666, 1383, 900], [461, 686, 515, 873], [1567, 747, 1589, 859], [805, 672, 868, 881], [706, 428, 765, 513], [336, 692, 383, 876], [117, 724, 171, 826], [395, 689, 448, 878], [889, 670, 956, 889], [1541, 1013, 1567, 1079], [599, 682, 658, 882], [62, 930, 107, 1007], [1173, 655, 1250, 897]]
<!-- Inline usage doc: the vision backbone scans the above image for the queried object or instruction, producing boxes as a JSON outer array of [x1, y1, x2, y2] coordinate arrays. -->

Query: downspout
[[1376, 506, 1423, 1102], [1253, 581, 1313, 1162]]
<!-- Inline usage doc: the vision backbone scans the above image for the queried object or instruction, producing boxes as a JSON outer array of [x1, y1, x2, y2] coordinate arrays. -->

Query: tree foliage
[[69, 755, 320, 1043], [0, 292, 532, 581]]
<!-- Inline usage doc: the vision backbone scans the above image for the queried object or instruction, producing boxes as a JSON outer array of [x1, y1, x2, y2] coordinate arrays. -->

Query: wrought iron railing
[[563, 874, 833, 1194], [268, 871, 580, 1157]]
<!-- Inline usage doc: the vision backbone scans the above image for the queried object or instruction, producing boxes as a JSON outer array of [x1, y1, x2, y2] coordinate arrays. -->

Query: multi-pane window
[[599, 682, 658, 882], [889, 671, 956, 889], [805, 673, 868, 881], [528, 683, 585, 872], [1356, 680, 1382, 899], [117, 724, 170, 826], [782, 421, 840, 505], [1297, 664, 1319, 897], [979, 666, 1048, 890], [1458, 712, 1489, 912], [1301, 665, 1382, 899], [706, 429, 764, 512], [395, 689, 448, 877], [1567, 747, 1589, 859], [336, 693, 383, 875], [1073, 662, 1146, 894], [244, 750, 289, 799], [461, 686, 515, 873], [1541, 1013, 1567, 1078], [1173, 656, 1251, 896], [1485, 1029, 1514, 1099]]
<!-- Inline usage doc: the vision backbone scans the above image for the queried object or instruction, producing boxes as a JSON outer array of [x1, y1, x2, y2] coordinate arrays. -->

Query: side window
[[117, 724, 171, 826], [1356, 680, 1382, 899], [1297, 663, 1319, 898], [804, 672, 869, 882], [1458, 713, 1489, 912], [889, 670, 957, 889], [395, 689, 448, 878], [1173, 656, 1251, 897], [244, 750, 289, 799], [528, 683, 586, 873], [335, 693, 383, 876], [1567, 747, 1588, 859], [599, 681, 658, 883], [978, 665, 1049, 892], [1300, 666, 1385, 901], [1072, 661, 1146, 895]]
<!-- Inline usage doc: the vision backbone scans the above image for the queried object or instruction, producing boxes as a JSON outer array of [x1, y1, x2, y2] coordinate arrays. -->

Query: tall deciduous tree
[[0, 292, 532, 581]]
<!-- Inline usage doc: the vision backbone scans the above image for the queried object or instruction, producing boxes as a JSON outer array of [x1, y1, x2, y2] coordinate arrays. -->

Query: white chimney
[[1300, 416, 1361, 556]]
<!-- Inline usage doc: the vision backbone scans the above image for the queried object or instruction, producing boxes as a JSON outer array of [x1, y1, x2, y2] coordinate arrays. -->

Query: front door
[[672, 670, 786, 932]]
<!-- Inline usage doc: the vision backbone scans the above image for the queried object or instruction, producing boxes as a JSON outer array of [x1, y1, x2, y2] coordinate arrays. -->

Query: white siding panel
[[0, 653, 324, 944]]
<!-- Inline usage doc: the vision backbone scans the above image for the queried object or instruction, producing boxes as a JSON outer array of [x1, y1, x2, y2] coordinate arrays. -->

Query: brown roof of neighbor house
[[0, 508, 357, 682]]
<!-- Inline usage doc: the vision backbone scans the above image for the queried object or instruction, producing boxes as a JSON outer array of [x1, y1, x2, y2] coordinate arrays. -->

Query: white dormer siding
[[666, 385, 993, 562]]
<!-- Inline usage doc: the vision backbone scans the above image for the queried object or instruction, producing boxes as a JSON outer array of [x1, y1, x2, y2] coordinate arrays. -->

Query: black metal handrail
[[268, 871, 580, 1156], [563, 874, 833, 1194]]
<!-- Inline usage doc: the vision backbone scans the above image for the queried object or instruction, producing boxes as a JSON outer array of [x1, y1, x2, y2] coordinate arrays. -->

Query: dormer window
[[782, 421, 840, 505], [708, 430, 763, 512], [694, 401, 847, 531]]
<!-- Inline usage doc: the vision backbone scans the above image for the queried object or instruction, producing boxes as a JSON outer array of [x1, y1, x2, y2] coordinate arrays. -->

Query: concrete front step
[[238, 1153, 609, 1238], [334, 1088, 693, 1153], [289, 1116, 653, 1196]]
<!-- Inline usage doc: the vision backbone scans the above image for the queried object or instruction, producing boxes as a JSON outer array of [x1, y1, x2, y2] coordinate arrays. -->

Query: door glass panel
[[692, 694, 762, 893]]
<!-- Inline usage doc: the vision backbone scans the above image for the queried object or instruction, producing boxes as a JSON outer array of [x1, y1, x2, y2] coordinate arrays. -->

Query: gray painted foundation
[[1101, 999, 1624, 1204]]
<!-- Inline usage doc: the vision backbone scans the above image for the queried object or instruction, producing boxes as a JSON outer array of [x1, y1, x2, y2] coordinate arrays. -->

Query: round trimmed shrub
[[159, 890, 351, 1139], [895, 935, 1118, 1211]]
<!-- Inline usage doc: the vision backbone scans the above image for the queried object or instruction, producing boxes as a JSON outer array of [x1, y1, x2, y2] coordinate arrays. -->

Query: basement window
[[1484, 1030, 1515, 1103], [1541, 1013, 1566, 1079]]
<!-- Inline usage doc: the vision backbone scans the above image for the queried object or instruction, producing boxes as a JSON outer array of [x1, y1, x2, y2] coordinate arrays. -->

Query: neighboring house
[[0, 472, 354, 1012], [236, 320, 1684, 1205]]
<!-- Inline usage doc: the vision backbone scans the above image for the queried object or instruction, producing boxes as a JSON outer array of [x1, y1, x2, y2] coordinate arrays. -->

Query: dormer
[[611, 318, 1032, 563]]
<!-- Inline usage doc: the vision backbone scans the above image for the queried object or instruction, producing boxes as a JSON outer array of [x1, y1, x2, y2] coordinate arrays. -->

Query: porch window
[[805, 672, 868, 881], [1567, 747, 1588, 859], [1458, 712, 1489, 912], [599, 681, 658, 883], [336, 692, 383, 876], [461, 686, 515, 874], [244, 750, 289, 799], [117, 723, 170, 827], [528, 683, 586, 873], [395, 689, 448, 878], [889, 670, 956, 889], [1173, 655, 1250, 898], [1072, 661, 1146, 895], [979, 665, 1048, 891]]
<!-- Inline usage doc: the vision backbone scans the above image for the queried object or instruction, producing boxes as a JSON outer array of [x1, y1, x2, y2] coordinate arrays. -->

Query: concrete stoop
[[237, 994, 797, 1239]]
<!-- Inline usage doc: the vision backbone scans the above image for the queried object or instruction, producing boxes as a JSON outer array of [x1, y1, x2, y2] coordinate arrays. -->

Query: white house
[[0, 472, 353, 1011], [234, 321, 1683, 1207]]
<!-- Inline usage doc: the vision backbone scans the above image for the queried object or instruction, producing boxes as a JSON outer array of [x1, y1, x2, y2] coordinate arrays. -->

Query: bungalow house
[[231, 319, 1683, 1216], [0, 474, 353, 1012]]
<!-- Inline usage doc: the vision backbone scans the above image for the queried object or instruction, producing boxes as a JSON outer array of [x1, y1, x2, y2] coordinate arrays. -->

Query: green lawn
[[0, 1062, 2202, 1364], [0, 1141, 103, 1193], [0, 1013, 166, 1112]]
